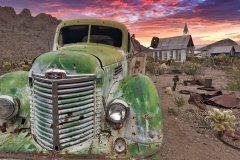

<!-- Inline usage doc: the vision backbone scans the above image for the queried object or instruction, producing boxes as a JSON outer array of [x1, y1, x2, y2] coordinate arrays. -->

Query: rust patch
[[67, 112, 72, 117], [88, 141, 93, 154], [64, 118, 68, 122], [0, 122, 7, 133], [79, 115, 84, 120], [13, 126, 20, 133]]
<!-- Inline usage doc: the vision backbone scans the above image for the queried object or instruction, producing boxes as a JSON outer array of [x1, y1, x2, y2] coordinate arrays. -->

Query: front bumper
[[0, 131, 162, 159]]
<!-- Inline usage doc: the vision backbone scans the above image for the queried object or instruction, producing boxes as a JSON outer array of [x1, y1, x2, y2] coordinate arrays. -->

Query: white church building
[[152, 24, 195, 62]]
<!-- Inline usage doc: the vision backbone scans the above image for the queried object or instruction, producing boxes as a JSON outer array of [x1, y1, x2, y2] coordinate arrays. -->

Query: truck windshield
[[59, 25, 122, 47]]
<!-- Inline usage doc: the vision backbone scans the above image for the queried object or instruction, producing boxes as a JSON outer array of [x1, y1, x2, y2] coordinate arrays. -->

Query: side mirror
[[151, 37, 159, 48]]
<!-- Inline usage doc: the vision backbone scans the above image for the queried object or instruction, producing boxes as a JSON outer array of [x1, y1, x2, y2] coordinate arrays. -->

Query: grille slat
[[59, 107, 94, 120], [32, 72, 101, 151], [60, 133, 94, 148], [34, 80, 52, 89], [58, 102, 94, 113], [58, 81, 94, 89], [58, 85, 94, 94], [58, 116, 93, 129], [35, 126, 53, 140], [35, 134, 53, 149], [35, 99, 52, 109], [34, 89, 52, 99], [58, 94, 94, 104], [59, 124, 94, 139], [58, 90, 94, 99], [34, 85, 52, 94], [35, 112, 53, 124], [59, 121, 93, 134], [35, 104, 52, 114], [60, 129, 93, 144]]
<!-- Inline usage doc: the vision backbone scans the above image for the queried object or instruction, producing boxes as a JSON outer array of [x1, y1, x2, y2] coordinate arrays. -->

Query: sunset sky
[[1, 0, 240, 47]]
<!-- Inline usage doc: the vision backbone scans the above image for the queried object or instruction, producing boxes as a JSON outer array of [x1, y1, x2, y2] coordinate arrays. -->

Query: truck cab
[[0, 19, 163, 159]]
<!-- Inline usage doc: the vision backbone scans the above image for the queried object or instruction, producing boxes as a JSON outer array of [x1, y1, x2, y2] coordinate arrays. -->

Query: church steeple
[[183, 23, 189, 35]]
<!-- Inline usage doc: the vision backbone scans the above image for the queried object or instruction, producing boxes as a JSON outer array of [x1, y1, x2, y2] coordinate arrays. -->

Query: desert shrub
[[146, 59, 158, 74], [0, 56, 33, 74], [182, 61, 205, 78], [168, 107, 178, 116], [174, 96, 185, 113], [201, 56, 214, 67], [213, 54, 232, 67], [226, 60, 240, 91], [170, 62, 182, 73]]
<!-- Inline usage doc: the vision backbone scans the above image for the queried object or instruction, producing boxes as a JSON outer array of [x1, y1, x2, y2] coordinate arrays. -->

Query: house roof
[[154, 35, 194, 51], [210, 46, 233, 54], [233, 45, 240, 52]]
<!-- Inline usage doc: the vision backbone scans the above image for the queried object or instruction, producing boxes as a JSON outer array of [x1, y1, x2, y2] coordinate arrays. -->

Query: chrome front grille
[[31, 72, 101, 151]]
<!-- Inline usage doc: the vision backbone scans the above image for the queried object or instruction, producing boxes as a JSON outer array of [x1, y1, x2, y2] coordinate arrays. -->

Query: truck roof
[[58, 18, 128, 33]]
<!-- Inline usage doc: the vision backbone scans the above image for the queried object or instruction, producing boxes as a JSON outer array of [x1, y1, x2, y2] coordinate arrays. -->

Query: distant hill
[[0, 6, 151, 59], [196, 38, 238, 51], [0, 6, 61, 59]]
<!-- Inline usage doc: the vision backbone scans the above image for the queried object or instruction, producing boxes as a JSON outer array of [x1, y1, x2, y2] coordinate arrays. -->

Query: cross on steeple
[[183, 23, 189, 35]]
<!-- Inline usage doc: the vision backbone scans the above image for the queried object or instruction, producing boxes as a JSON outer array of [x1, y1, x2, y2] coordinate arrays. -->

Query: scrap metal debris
[[188, 94, 207, 110], [209, 94, 240, 108], [183, 78, 205, 86]]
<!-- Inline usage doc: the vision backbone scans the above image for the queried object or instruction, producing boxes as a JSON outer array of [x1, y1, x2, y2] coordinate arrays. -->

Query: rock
[[182, 72, 187, 76], [165, 87, 172, 95]]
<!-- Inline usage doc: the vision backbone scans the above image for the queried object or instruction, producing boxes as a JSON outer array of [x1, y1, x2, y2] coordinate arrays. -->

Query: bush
[[182, 61, 205, 78], [170, 62, 182, 73], [226, 60, 240, 91]]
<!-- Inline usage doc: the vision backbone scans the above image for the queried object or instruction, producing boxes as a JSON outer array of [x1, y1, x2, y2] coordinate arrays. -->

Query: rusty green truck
[[0, 19, 163, 159]]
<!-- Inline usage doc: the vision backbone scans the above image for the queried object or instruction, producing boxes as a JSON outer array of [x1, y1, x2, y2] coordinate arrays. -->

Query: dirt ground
[[148, 67, 240, 160]]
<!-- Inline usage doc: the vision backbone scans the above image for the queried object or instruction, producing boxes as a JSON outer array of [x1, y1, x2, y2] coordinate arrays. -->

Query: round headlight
[[107, 100, 129, 123], [114, 138, 126, 153], [0, 95, 19, 119]]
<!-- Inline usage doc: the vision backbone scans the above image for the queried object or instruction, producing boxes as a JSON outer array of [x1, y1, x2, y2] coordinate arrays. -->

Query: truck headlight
[[0, 95, 19, 119], [107, 100, 129, 123]]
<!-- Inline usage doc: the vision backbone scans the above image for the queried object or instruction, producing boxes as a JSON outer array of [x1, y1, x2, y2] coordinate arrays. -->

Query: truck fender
[[112, 74, 163, 143], [0, 71, 30, 131]]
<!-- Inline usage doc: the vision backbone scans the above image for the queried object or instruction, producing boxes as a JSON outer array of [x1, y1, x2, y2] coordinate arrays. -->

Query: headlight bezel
[[106, 99, 130, 123], [0, 95, 19, 119]]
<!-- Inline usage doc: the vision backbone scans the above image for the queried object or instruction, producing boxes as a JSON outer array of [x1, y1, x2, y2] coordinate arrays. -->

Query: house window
[[164, 51, 167, 60], [176, 50, 181, 61], [170, 51, 173, 59], [159, 51, 162, 60], [155, 52, 157, 59]]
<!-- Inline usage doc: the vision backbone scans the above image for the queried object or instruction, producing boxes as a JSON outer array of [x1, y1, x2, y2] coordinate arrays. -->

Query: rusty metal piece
[[197, 87, 217, 91], [188, 94, 207, 110], [130, 53, 146, 74], [195, 79, 205, 86], [183, 80, 196, 86], [204, 79, 212, 87], [183, 79, 205, 86], [179, 90, 191, 94], [209, 94, 240, 108]]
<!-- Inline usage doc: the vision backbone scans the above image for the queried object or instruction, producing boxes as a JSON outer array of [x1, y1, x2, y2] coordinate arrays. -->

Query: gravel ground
[[148, 67, 240, 160]]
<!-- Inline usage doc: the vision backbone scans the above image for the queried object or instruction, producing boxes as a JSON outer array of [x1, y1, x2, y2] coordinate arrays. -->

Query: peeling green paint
[[0, 19, 163, 159], [32, 50, 101, 75], [112, 74, 163, 143]]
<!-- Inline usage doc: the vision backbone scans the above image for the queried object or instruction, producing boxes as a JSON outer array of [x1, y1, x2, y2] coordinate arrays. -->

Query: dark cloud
[[0, 0, 240, 45]]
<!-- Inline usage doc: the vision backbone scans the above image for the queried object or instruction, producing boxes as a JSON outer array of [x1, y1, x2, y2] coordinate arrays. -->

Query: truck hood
[[32, 50, 101, 75], [59, 44, 124, 66]]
